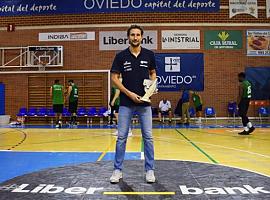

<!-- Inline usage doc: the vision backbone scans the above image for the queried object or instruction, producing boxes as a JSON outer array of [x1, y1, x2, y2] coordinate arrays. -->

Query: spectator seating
[[189, 107, 196, 118], [37, 107, 48, 117], [98, 107, 107, 117], [88, 107, 98, 117], [62, 107, 71, 117], [47, 108, 55, 117], [27, 107, 38, 116], [258, 106, 269, 123], [228, 101, 238, 117], [17, 107, 27, 117], [204, 107, 217, 124], [77, 107, 87, 117]]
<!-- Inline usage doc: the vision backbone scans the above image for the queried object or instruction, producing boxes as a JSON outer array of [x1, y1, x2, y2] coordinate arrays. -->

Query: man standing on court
[[110, 25, 157, 183], [181, 89, 190, 125], [237, 72, 255, 135], [50, 80, 64, 128], [67, 80, 78, 126]]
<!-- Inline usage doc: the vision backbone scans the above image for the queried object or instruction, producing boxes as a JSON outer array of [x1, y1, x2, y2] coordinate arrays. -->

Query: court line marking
[[4, 129, 27, 151], [171, 159, 270, 178], [192, 140, 270, 159], [97, 139, 115, 161], [103, 191, 175, 195], [175, 129, 218, 164], [186, 129, 270, 158], [190, 128, 270, 141]]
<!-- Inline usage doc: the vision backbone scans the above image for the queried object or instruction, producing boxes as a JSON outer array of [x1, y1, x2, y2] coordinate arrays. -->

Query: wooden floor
[[1, 124, 270, 178]]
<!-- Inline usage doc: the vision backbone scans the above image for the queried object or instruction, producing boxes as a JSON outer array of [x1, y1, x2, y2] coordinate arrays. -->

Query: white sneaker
[[146, 170, 156, 183], [128, 128, 133, 137], [112, 130, 118, 136], [110, 169, 122, 183]]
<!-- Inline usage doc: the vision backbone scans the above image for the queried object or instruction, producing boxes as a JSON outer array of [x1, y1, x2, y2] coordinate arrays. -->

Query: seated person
[[158, 98, 172, 123]]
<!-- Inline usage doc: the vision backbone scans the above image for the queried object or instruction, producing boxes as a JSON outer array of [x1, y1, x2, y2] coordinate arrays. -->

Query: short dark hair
[[238, 72, 246, 78], [54, 79, 59, 84], [68, 80, 73, 83], [127, 25, 144, 36]]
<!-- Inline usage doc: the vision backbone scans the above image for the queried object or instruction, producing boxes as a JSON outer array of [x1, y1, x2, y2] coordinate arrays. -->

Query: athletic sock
[[244, 127, 249, 132], [247, 122, 252, 128]]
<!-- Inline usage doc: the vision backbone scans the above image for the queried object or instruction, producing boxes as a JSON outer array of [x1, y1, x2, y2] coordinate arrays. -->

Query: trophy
[[140, 79, 158, 103]]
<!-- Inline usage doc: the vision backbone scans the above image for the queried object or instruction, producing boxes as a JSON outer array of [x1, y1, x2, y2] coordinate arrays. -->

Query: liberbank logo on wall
[[0, 0, 220, 16], [99, 31, 157, 50], [155, 53, 204, 91], [204, 30, 242, 49]]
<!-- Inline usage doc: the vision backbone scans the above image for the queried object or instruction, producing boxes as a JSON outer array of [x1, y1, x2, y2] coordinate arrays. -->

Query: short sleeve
[[149, 51, 156, 71], [159, 101, 162, 108], [111, 54, 121, 74], [168, 101, 171, 108]]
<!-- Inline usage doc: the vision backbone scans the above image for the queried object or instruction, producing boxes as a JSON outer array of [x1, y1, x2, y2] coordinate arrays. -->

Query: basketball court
[[0, 122, 270, 199]]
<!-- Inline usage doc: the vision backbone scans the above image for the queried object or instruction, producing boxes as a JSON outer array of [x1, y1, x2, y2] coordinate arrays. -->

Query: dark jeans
[[238, 98, 250, 127]]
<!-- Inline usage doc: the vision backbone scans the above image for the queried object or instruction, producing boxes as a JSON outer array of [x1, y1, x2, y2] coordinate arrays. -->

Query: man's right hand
[[128, 92, 143, 103]]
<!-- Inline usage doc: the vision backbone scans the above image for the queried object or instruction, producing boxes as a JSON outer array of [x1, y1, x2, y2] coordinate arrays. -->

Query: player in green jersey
[[110, 78, 132, 136], [237, 72, 255, 135], [67, 80, 78, 126], [50, 80, 64, 128], [109, 85, 120, 125]]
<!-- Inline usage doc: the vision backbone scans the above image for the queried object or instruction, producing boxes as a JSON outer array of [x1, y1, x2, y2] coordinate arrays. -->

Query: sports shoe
[[128, 128, 133, 137], [112, 130, 118, 136], [238, 130, 250, 135], [248, 126, 255, 134], [110, 169, 122, 183], [146, 170, 156, 183]]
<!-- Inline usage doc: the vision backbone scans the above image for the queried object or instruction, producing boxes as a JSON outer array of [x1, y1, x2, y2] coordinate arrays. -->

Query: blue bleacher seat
[[17, 107, 27, 116], [63, 107, 71, 117], [47, 108, 55, 117], [189, 107, 196, 118], [258, 107, 269, 123], [204, 107, 216, 123], [258, 106, 269, 116], [77, 107, 87, 116], [88, 107, 97, 116], [27, 107, 37, 116], [98, 107, 107, 117], [37, 107, 48, 116], [228, 101, 238, 117]]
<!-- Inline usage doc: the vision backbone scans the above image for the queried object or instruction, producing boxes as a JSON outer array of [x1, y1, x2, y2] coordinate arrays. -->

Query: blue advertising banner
[[0, 0, 220, 16], [155, 53, 204, 91], [245, 67, 270, 100]]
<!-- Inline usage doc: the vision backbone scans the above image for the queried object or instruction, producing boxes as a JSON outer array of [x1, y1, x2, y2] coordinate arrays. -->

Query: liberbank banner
[[0, 0, 220, 16], [155, 53, 204, 91], [99, 31, 157, 50]]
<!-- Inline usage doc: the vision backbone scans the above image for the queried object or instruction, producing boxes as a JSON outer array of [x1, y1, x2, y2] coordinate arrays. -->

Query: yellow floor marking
[[97, 140, 115, 161], [103, 191, 175, 195]]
